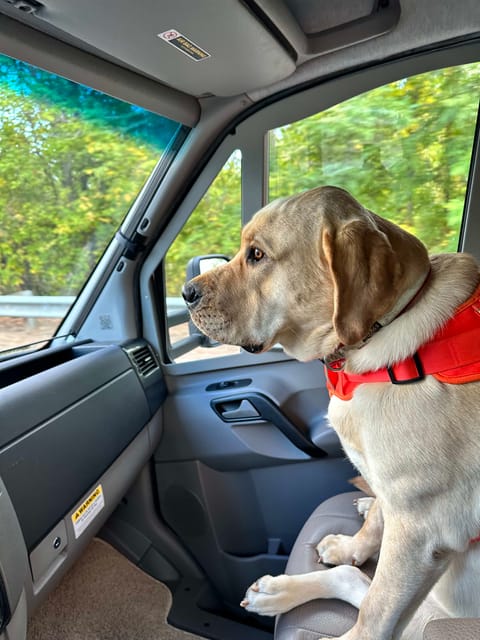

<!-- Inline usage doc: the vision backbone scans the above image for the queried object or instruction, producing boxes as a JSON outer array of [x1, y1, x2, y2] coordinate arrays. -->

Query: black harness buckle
[[387, 352, 424, 384]]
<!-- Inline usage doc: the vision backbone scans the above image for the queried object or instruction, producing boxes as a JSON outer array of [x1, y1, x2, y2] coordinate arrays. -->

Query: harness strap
[[326, 283, 480, 401]]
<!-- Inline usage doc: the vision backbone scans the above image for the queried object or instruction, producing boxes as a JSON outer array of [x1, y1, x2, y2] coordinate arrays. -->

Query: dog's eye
[[247, 247, 265, 263]]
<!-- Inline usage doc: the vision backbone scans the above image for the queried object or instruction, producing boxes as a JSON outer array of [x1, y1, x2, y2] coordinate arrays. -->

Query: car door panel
[[155, 357, 355, 607]]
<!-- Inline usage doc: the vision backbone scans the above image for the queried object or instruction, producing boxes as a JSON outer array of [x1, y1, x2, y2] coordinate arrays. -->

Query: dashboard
[[0, 339, 166, 634]]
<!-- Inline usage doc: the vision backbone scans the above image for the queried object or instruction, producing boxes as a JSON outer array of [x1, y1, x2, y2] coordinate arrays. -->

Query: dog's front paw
[[316, 533, 364, 566], [355, 496, 375, 519], [240, 574, 296, 616]]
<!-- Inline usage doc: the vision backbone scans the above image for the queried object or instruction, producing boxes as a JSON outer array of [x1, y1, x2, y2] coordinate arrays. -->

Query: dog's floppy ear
[[321, 219, 402, 346]]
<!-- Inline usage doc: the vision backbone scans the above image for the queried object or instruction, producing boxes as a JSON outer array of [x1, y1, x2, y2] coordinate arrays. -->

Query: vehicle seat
[[275, 491, 373, 639], [275, 492, 480, 639]]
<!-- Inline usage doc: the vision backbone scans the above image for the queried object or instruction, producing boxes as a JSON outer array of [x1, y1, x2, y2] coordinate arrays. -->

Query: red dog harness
[[326, 283, 480, 401], [326, 283, 480, 545]]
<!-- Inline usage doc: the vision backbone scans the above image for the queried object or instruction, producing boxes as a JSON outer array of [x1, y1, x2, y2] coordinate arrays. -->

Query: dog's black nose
[[182, 282, 202, 306]]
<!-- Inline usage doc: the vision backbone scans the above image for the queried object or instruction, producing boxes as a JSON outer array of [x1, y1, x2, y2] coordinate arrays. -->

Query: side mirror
[[186, 254, 230, 281], [185, 254, 230, 347]]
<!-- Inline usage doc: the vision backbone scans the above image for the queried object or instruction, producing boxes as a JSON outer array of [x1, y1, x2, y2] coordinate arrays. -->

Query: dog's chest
[[328, 396, 361, 446], [327, 396, 366, 470]]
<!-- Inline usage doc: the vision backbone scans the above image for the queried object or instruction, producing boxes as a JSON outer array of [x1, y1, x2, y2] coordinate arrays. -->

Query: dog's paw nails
[[240, 574, 295, 616], [317, 534, 364, 566], [355, 497, 375, 519]]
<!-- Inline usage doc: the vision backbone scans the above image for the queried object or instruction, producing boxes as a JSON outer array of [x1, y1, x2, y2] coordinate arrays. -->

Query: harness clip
[[324, 355, 346, 372], [387, 352, 424, 385]]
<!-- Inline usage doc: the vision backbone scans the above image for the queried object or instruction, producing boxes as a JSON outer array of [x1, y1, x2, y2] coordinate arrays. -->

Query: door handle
[[211, 393, 324, 457], [214, 399, 260, 421]]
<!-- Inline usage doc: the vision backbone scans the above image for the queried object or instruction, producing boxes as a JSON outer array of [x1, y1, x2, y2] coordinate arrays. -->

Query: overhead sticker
[[157, 29, 211, 62], [71, 484, 104, 539]]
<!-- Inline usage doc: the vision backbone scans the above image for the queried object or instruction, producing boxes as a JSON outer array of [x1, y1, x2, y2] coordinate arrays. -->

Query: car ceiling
[[0, 0, 479, 123]]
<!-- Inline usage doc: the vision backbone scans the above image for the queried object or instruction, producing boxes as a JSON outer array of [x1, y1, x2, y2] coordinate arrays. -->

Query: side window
[[269, 63, 480, 252], [0, 54, 184, 356], [165, 150, 242, 362]]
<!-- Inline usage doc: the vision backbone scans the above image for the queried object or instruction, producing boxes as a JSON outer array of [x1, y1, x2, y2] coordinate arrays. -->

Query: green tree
[[165, 151, 242, 296], [269, 63, 480, 252], [0, 55, 175, 295], [166, 64, 480, 299]]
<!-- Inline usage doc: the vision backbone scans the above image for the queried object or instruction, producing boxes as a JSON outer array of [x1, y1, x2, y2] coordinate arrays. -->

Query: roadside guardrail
[[0, 294, 189, 328]]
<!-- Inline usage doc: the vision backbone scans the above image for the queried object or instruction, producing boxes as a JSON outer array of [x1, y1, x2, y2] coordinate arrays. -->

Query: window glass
[[165, 150, 242, 362], [0, 54, 184, 354], [269, 63, 480, 252]]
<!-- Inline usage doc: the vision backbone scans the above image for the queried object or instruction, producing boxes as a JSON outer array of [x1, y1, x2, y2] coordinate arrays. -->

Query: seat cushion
[[275, 491, 376, 640], [423, 619, 480, 640]]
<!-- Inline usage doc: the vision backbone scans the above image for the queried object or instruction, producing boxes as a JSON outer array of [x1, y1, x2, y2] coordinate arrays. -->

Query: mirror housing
[[186, 254, 230, 281]]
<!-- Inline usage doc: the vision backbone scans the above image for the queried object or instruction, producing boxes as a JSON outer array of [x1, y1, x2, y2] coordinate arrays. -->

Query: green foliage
[[167, 64, 480, 299], [0, 55, 179, 295], [165, 151, 242, 296], [1, 55, 479, 302], [269, 63, 480, 253]]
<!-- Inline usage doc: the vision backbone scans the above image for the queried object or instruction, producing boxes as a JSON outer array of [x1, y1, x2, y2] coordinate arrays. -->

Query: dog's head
[[183, 186, 430, 361]]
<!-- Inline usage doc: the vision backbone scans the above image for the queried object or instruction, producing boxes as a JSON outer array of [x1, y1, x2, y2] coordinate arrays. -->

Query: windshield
[[0, 54, 185, 354]]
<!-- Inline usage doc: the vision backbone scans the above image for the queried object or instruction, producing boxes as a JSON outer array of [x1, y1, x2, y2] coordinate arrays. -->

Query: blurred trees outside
[[269, 63, 480, 253], [166, 62, 479, 296], [0, 55, 178, 295], [164, 150, 242, 296], [0, 53, 479, 299]]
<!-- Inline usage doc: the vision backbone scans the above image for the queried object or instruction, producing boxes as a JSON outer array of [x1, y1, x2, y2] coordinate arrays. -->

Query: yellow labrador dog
[[182, 186, 480, 640]]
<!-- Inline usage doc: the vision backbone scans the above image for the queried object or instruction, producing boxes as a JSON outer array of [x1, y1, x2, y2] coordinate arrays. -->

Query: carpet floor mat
[[27, 538, 205, 640]]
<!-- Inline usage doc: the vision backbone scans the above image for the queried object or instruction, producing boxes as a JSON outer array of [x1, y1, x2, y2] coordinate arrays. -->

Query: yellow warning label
[[71, 484, 104, 539]]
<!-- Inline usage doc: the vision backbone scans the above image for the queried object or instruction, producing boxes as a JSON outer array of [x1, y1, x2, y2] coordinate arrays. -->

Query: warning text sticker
[[158, 29, 211, 62], [71, 484, 105, 539]]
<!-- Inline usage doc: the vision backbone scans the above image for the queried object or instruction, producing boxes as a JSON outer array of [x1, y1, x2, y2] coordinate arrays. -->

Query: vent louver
[[130, 344, 158, 377]]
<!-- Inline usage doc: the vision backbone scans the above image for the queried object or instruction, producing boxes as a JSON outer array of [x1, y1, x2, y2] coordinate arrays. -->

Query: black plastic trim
[[459, 98, 480, 255], [122, 339, 167, 413]]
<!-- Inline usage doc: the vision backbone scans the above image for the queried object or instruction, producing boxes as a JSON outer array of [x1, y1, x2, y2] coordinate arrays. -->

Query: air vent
[[129, 343, 159, 377]]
